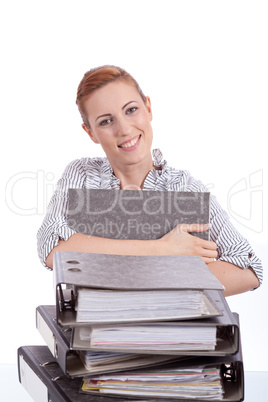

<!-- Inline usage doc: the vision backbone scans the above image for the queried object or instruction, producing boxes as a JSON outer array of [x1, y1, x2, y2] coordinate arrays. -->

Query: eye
[[99, 118, 113, 127], [126, 106, 138, 114]]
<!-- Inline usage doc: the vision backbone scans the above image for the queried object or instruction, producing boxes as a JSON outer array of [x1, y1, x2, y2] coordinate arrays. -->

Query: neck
[[110, 155, 154, 190]]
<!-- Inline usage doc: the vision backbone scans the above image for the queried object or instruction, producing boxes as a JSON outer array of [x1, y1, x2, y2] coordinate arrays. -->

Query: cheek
[[136, 113, 152, 129], [94, 131, 115, 149]]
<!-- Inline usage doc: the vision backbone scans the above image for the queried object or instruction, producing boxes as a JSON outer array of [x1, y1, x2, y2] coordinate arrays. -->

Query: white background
[[1, 0, 267, 372]]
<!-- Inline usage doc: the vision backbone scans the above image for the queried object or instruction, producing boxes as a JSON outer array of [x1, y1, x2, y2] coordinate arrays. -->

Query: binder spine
[[18, 346, 71, 402], [36, 306, 70, 375]]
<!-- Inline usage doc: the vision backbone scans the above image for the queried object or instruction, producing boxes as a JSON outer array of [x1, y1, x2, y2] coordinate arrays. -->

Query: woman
[[37, 65, 262, 296]]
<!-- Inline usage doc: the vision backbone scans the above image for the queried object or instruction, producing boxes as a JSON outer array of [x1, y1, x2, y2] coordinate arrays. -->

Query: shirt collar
[[100, 148, 167, 189]]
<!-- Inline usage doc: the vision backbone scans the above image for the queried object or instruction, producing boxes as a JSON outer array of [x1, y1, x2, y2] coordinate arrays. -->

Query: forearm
[[209, 196, 262, 292], [45, 233, 159, 269], [45, 230, 260, 297], [45, 224, 216, 269], [207, 260, 260, 297]]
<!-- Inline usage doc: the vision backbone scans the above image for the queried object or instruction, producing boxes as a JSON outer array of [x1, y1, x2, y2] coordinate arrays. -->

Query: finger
[[189, 236, 217, 251], [202, 256, 216, 264], [201, 248, 218, 259], [202, 240, 218, 250]]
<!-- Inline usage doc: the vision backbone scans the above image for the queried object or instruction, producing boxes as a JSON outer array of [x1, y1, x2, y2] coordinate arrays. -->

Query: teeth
[[120, 136, 139, 148]]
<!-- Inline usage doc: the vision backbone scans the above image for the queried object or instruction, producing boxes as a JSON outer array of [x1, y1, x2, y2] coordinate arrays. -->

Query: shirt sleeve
[[209, 195, 263, 286], [185, 174, 263, 287], [37, 159, 86, 268]]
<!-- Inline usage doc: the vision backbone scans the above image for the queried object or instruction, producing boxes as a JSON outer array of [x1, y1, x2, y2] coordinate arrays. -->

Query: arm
[[40, 161, 262, 296], [207, 260, 259, 297], [37, 158, 86, 268], [155, 222, 260, 295], [46, 223, 217, 268], [45, 226, 259, 296], [149, 223, 260, 295], [44, 205, 260, 296], [182, 173, 263, 293], [206, 195, 262, 295], [209, 198, 262, 292]]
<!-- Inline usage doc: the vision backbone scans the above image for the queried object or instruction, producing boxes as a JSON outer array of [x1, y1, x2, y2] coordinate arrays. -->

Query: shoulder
[[162, 164, 208, 192], [61, 155, 117, 189], [62, 156, 109, 176], [55, 156, 111, 190], [152, 149, 208, 192]]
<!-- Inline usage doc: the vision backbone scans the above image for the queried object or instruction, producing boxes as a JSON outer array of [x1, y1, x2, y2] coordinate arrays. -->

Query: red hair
[[76, 65, 146, 127]]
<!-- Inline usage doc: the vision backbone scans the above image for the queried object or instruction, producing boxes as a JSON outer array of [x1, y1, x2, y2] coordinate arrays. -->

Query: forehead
[[83, 80, 142, 116]]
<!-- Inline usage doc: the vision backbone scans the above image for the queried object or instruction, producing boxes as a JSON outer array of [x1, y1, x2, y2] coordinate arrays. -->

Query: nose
[[116, 115, 132, 136]]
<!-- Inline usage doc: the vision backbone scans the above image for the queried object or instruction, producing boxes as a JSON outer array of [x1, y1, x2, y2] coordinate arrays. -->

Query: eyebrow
[[95, 113, 111, 123], [95, 101, 136, 122], [122, 100, 136, 109]]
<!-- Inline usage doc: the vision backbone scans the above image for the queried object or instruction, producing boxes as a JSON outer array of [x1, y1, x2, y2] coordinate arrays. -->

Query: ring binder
[[36, 305, 240, 377], [53, 251, 225, 328], [18, 344, 244, 401], [67, 189, 211, 241]]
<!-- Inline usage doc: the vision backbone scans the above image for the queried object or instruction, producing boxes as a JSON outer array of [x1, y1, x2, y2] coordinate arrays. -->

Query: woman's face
[[82, 80, 153, 173]]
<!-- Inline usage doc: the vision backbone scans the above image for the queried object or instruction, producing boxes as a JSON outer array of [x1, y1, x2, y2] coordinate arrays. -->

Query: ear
[[82, 124, 100, 144], [145, 96, 153, 121]]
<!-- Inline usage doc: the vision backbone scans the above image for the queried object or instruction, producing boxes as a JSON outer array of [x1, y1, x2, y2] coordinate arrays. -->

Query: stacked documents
[[78, 350, 179, 373], [81, 367, 224, 399], [79, 323, 217, 352], [76, 289, 216, 323]]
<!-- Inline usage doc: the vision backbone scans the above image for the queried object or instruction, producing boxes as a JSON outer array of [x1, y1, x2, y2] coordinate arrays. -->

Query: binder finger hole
[[65, 260, 80, 264], [67, 267, 82, 272]]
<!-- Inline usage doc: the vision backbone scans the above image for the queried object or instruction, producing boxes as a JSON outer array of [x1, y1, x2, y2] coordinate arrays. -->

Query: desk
[[0, 365, 267, 401]]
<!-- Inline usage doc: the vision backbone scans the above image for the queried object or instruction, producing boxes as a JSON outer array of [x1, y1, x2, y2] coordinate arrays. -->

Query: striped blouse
[[37, 149, 263, 286]]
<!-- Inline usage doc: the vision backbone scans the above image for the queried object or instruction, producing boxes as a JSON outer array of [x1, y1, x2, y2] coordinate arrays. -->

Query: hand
[[159, 223, 218, 263]]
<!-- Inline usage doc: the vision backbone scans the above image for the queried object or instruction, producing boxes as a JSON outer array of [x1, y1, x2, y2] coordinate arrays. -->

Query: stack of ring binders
[[18, 252, 244, 401], [17, 190, 244, 401]]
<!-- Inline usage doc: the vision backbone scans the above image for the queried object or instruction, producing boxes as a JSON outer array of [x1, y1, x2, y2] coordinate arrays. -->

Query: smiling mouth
[[118, 135, 141, 149]]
